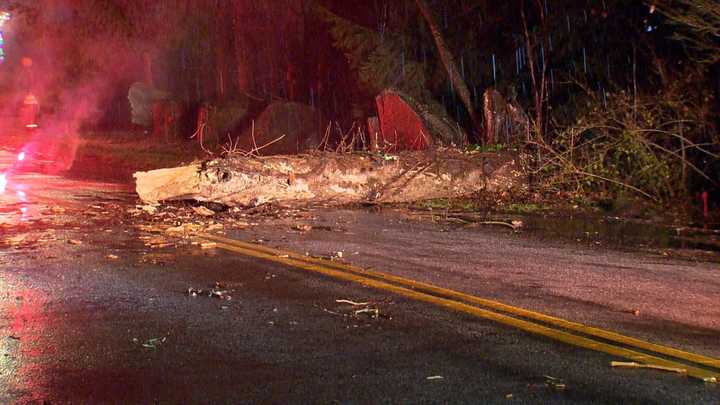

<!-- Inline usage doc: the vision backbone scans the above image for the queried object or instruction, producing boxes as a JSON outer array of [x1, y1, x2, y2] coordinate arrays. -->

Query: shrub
[[533, 86, 718, 202]]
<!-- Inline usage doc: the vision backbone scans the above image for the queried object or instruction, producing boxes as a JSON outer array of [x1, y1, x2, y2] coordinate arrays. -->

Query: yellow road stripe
[[199, 233, 719, 383], [199, 232, 720, 372]]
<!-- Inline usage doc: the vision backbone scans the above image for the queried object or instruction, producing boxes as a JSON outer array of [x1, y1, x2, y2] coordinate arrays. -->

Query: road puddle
[[518, 214, 720, 253]]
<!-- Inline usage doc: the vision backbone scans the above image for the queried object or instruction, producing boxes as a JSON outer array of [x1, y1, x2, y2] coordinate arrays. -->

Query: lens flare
[[17, 151, 25, 161]]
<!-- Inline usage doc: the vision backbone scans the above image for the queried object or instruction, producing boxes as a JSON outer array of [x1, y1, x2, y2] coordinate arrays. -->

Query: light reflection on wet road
[[3, 289, 50, 403], [1, 150, 719, 403], [1, 150, 131, 225]]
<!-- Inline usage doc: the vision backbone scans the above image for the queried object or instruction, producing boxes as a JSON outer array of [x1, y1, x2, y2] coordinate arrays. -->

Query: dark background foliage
[[0, 0, 717, 203]]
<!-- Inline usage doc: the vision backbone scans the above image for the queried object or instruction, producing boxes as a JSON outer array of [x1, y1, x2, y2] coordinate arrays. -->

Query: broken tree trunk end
[[134, 150, 525, 206]]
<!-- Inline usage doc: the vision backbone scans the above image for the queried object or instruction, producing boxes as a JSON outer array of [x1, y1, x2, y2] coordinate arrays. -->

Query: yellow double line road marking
[[198, 232, 720, 383]]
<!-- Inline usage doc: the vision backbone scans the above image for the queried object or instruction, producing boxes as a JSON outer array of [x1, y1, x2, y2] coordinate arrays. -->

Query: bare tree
[[520, 0, 548, 143], [653, 0, 720, 65]]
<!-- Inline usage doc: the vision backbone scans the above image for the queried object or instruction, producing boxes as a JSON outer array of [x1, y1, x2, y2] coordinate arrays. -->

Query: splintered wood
[[134, 150, 524, 206]]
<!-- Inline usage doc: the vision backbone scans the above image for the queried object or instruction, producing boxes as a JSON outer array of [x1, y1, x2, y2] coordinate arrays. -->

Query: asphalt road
[[1, 151, 719, 404]]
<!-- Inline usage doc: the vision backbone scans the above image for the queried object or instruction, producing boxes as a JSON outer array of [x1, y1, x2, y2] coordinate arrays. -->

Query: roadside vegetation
[[4, 0, 718, 224], [525, 0, 720, 221], [71, 131, 206, 181]]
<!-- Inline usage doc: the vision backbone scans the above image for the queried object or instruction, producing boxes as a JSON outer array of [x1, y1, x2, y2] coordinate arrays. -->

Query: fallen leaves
[[4, 234, 27, 247], [291, 224, 313, 232], [137, 204, 159, 214], [187, 282, 234, 301], [1, 232, 49, 249], [165, 223, 202, 235], [140, 235, 174, 249], [134, 336, 167, 349], [140, 253, 175, 265], [136, 224, 164, 233], [544, 375, 566, 391]]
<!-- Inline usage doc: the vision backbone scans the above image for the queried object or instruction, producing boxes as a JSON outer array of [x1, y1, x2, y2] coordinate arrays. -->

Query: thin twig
[[242, 135, 287, 157], [336, 299, 370, 306]]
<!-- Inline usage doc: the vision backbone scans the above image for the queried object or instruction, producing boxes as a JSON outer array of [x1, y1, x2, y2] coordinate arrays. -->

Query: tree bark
[[134, 151, 524, 206], [143, 51, 154, 87], [414, 0, 478, 144]]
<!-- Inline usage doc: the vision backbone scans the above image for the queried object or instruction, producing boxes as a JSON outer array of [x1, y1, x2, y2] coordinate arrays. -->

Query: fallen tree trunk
[[134, 150, 525, 206]]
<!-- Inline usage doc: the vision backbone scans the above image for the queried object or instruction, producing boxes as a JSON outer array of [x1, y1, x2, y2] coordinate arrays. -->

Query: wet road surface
[[1, 151, 719, 403]]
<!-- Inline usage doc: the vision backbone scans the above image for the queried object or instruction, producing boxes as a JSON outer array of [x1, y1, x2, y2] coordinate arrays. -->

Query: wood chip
[[292, 224, 313, 232], [5, 235, 26, 245], [336, 299, 370, 306], [192, 206, 216, 217], [206, 223, 224, 231]]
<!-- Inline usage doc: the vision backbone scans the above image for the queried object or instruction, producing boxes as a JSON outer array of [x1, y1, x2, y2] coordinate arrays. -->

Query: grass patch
[[413, 198, 483, 211], [467, 143, 508, 153], [78, 131, 207, 171], [503, 203, 543, 214]]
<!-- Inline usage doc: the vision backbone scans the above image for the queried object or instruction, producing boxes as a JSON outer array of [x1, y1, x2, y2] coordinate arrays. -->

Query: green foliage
[[360, 41, 430, 99], [468, 143, 506, 153], [414, 198, 481, 211], [505, 203, 543, 214], [313, 3, 431, 101], [536, 87, 718, 202], [532, 1, 720, 205]]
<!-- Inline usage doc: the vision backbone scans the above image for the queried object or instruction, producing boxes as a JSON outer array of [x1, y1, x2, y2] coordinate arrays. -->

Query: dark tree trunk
[[414, 0, 477, 144]]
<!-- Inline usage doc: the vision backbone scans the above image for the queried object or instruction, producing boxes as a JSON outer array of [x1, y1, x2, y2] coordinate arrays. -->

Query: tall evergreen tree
[[313, 2, 430, 101]]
